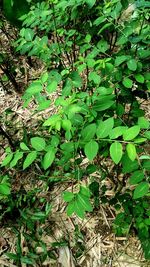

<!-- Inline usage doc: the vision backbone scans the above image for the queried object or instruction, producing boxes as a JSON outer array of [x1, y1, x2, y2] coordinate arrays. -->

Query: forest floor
[[0, 24, 150, 267]]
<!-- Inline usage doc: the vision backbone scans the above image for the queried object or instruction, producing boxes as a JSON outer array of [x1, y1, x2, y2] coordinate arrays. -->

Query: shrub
[[1, 0, 150, 260]]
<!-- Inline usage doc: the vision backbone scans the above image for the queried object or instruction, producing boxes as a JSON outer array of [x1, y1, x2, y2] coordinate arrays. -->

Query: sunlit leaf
[[1, 153, 13, 167], [42, 148, 55, 170], [77, 193, 93, 212], [31, 137, 46, 151], [126, 143, 137, 161], [84, 140, 98, 161], [10, 151, 24, 168], [20, 142, 30, 151], [26, 81, 43, 95], [81, 123, 96, 141], [133, 182, 149, 199], [127, 59, 137, 71], [122, 77, 133, 88], [123, 126, 140, 141], [23, 151, 37, 170], [110, 142, 123, 164], [0, 184, 11, 195], [63, 192, 74, 202], [47, 80, 57, 93], [97, 118, 114, 138]]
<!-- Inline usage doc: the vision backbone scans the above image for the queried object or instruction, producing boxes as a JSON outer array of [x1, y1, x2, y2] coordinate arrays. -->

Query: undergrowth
[[0, 0, 150, 264]]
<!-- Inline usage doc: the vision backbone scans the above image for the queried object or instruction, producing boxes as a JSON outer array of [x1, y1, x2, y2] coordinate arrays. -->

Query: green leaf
[[63, 192, 74, 202], [20, 142, 30, 151], [62, 119, 72, 131], [24, 28, 34, 41], [135, 74, 145, 83], [96, 118, 114, 138], [61, 142, 74, 153], [46, 72, 58, 86], [111, 1, 122, 19], [138, 117, 149, 129], [1, 153, 13, 167], [129, 170, 145, 185], [26, 81, 43, 95], [10, 151, 24, 168], [0, 184, 10, 195], [117, 35, 128, 45], [93, 100, 114, 111], [84, 140, 98, 161], [23, 151, 37, 170], [127, 59, 137, 71], [89, 71, 101, 85], [77, 194, 93, 212], [43, 114, 61, 127], [97, 87, 113, 95], [122, 77, 133, 88], [123, 125, 140, 141], [51, 136, 60, 147], [47, 80, 57, 93], [38, 100, 51, 111], [97, 40, 109, 53], [85, 0, 96, 8], [42, 149, 55, 170], [86, 59, 95, 68], [21, 256, 35, 265], [143, 161, 150, 171], [81, 123, 96, 141], [109, 126, 127, 139], [80, 186, 91, 197], [110, 142, 123, 164], [144, 73, 150, 80], [133, 182, 149, 199], [93, 95, 114, 111], [93, 16, 106, 26], [41, 72, 49, 83], [70, 71, 82, 88], [144, 131, 150, 140], [122, 153, 139, 174], [74, 198, 85, 219], [67, 104, 82, 119], [115, 55, 128, 66], [145, 218, 150, 226], [30, 212, 47, 221], [105, 63, 114, 73], [85, 34, 91, 43], [71, 114, 83, 126], [66, 201, 75, 216], [5, 147, 11, 153], [139, 155, 150, 160], [31, 137, 46, 151], [126, 143, 137, 161], [98, 23, 112, 34], [134, 138, 147, 143]]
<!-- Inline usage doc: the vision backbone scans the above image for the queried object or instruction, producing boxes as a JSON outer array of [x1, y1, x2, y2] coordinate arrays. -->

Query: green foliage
[[110, 142, 123, 164], [3, 0, 30, 27], [1, 0, 150, 261], [63, 186, 93, 219], [0, 175, 11, 199], [2, 0, 42, 27]]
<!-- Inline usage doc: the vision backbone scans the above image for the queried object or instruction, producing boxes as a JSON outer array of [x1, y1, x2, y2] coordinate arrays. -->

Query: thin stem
[[0, 65, 20, 93], [0, 125, 15, 150], [51, 3, 66, 69]]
